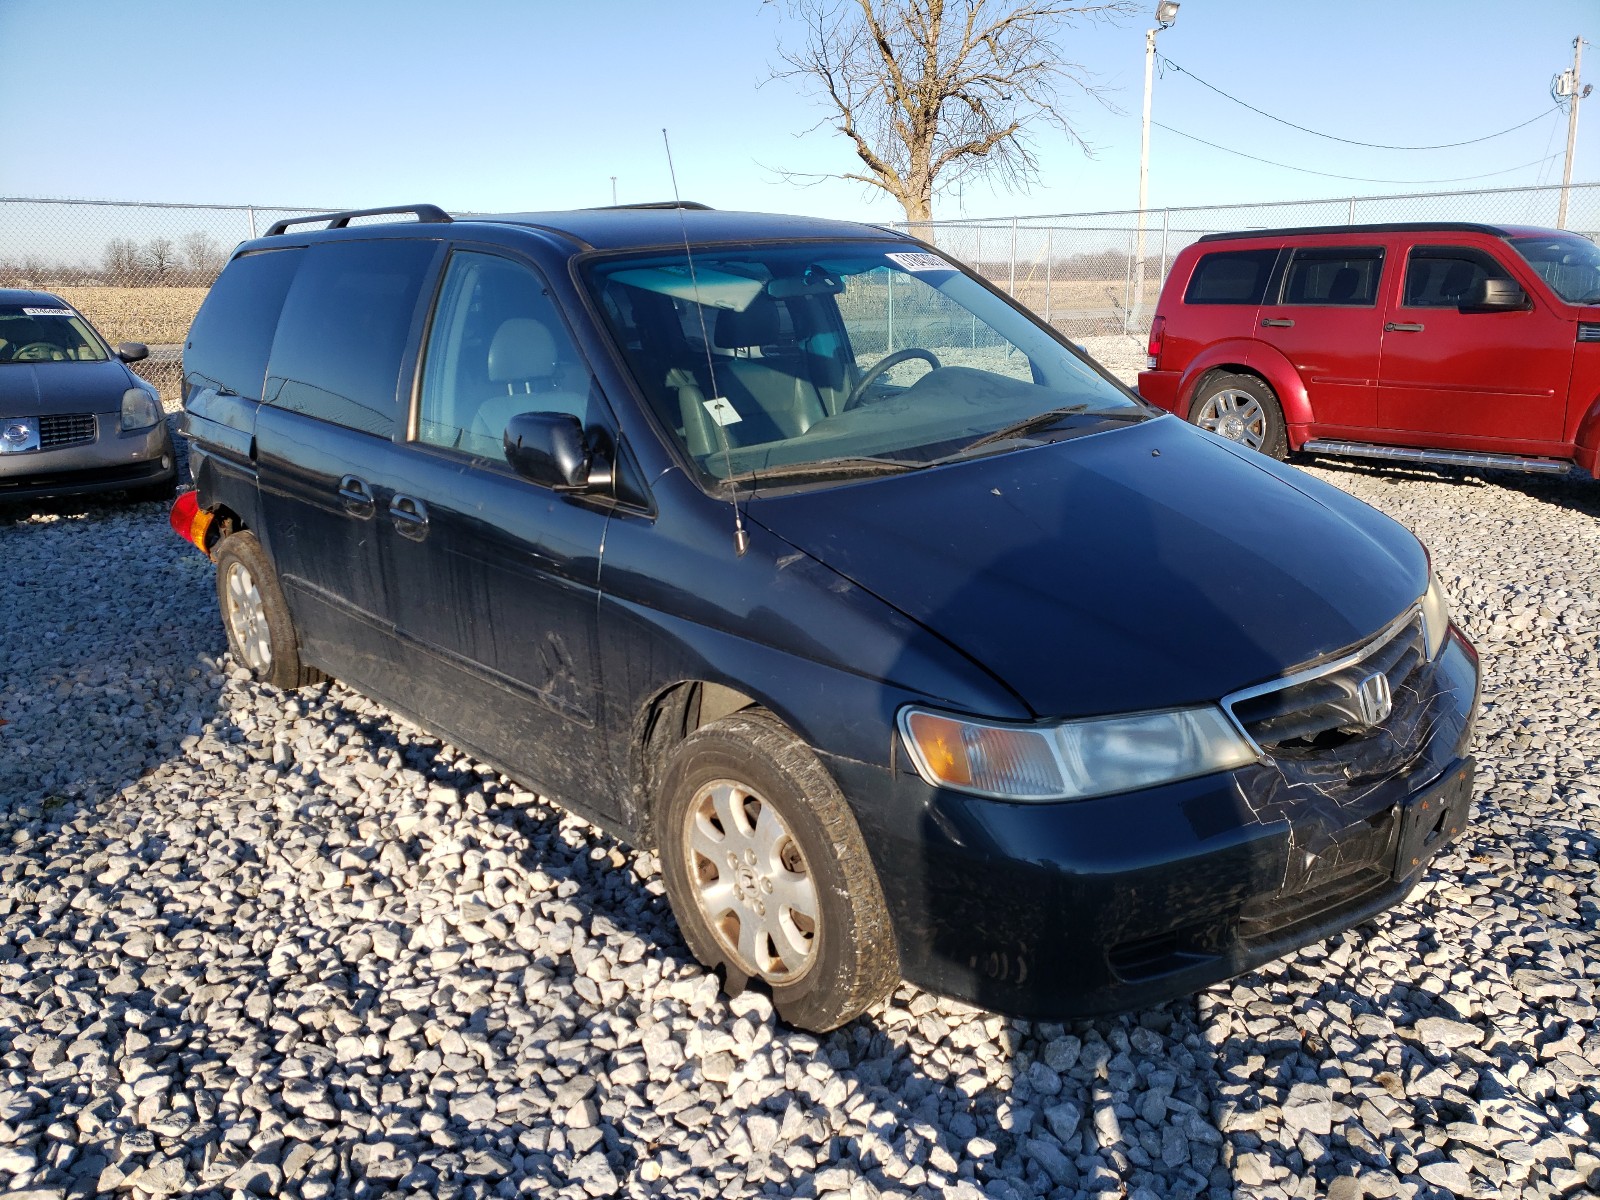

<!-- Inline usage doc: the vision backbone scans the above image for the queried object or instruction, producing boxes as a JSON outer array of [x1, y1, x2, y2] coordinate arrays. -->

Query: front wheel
[[656, 710, 897, 1032], [213, 531, 320, 690], [1189, 372, 1288, 460]]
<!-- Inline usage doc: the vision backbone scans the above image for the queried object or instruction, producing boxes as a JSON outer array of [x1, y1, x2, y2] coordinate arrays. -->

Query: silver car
[[0, 289, 177, 503]]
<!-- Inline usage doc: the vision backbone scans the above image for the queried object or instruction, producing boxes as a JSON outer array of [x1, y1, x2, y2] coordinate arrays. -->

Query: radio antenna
[[662, 128, 749, 557]]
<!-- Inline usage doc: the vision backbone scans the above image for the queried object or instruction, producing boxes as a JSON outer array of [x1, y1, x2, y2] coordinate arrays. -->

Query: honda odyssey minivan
[[173, 203, 1480, 1031]]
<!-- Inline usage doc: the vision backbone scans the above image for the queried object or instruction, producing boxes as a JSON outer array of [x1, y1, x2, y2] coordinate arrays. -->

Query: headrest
[[488, 318, 556, 382], [714, 300, 779, 349]]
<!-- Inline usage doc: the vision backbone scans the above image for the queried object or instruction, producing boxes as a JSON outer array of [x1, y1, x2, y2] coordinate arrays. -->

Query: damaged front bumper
[[836, 627, 1480, 1019]]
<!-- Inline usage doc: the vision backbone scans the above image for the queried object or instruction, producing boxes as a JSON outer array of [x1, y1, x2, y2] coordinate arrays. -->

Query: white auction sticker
[[22, 307, 72, 317], [702, 397, 743, 426], [886, 252, 952, 273]]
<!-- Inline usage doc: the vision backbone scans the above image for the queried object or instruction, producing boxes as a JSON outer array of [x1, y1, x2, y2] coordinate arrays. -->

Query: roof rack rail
[[588, 200, 713, 211], [265, 204, 453, 237]]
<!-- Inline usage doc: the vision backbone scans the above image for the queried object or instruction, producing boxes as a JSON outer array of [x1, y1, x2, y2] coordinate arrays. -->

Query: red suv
[[1139, 222, 1600, 477]]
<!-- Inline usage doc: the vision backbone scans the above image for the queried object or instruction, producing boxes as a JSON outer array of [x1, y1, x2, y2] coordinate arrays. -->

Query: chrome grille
[[1225, 609, 1427, 754], [39, 413, 96, 449]]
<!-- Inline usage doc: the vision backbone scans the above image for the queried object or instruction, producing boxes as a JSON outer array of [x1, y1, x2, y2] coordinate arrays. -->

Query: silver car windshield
[[1508, 234, 1600, 304], [586, 243, 1146, 485], [0, 305, 110, 364]]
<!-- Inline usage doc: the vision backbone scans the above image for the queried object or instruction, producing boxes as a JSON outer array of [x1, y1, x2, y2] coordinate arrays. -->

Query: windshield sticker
[[703, 397, 743, 426], [886, 252, 952, 273], [21, 307, 73, 317]]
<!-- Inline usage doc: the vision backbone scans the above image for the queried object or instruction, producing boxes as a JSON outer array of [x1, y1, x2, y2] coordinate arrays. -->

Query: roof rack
[[265, 204, 453, 237], [587, 201, 713, 211], [1198, 220, 1509, 243]]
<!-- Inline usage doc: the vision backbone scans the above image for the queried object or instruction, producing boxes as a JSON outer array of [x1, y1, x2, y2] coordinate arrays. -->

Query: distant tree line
[[0, 232, 228, 288]]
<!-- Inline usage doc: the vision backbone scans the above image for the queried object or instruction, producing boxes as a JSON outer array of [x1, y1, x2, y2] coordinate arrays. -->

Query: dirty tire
[[213, 531, 320, 691], [1189, 371, 1288, 460], [656, 710, 898, 1032]]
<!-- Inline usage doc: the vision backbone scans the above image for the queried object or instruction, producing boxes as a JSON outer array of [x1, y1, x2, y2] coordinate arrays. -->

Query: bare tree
[[180, 231, 226, 284], [103, 238, 141, 285], [771, 0, 1132, 223], [142, 237, 178, 284]]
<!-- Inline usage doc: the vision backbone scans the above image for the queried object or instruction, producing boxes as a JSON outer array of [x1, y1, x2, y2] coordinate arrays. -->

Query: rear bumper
[[831, 630, 1480, 1019], [0, 416, 175, 502], [1136, 369, 1182, 413]]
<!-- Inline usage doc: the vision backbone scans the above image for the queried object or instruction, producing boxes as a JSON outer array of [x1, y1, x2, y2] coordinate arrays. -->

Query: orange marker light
[[905, 712, 972, 786], [168, 492, 214, 553]]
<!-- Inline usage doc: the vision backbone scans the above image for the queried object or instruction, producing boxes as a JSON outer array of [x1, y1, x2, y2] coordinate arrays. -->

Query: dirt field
[[53, 286, 208, 347]]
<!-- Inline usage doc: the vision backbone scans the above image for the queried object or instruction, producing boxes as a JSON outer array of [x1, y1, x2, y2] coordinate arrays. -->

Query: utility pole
[[610, 176, 618, 205], [1133, 3, 1179, 333], [1556, 37, 1590, 229]]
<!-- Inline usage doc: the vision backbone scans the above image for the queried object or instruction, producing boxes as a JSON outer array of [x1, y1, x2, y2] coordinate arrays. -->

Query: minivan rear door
[[255, 238, 442, 689], [1253, 242, 1391, 435], [1375, 240, 1573, 448]]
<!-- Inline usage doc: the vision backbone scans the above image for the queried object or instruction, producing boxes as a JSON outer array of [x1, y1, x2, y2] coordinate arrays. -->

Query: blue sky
[[1, 0, 1595, 222]]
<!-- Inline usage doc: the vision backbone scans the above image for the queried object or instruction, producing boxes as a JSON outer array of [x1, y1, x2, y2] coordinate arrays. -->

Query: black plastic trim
[[266, 204, 453, 237]]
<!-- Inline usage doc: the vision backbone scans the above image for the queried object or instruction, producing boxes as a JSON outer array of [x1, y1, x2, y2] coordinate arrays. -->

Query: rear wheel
[[656, 710, 897, 1032], [1189, 372, 1288, 460], [213, 531, 320, 690]]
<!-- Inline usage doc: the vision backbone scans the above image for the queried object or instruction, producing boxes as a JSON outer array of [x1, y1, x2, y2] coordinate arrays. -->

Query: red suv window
[[1183, 249, 1279, 305], [1401, 246, 1513, 308], [1279, 247, 1384, 306]]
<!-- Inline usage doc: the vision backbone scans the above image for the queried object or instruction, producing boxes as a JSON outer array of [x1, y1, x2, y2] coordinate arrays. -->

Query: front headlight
[[899, 704, 1259, 802], [121, 387, 160, 432], [1420, 575, 1450, 660], [0, 417, 40, 454]]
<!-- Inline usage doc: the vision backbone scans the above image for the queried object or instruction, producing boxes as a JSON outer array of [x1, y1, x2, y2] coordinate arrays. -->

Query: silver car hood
[[0, 359, 139, 418]]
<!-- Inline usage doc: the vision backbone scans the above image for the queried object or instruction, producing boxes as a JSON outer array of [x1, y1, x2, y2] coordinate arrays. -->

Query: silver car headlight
[[121, 387, 160, 432], [0, 417, 40, 454], [1420, 575, 1450, 660], [899, 704, 1259, 802]]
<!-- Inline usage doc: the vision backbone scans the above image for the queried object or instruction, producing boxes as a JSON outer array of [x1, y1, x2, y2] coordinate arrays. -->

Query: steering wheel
[[843, 348, 942, 410], [10, 342, 64, 363]]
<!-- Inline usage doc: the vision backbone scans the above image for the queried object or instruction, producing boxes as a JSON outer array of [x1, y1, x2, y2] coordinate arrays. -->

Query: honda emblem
[[1355, 671, 1393, 727]]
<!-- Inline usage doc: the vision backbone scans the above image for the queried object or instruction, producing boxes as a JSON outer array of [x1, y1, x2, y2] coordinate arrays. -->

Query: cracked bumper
[[831, 629, 1480, 1019]]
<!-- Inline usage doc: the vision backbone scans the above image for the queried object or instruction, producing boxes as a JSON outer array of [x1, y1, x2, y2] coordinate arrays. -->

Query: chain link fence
[[3, 183, 1598, 397], [892, 181, 1600, 339]]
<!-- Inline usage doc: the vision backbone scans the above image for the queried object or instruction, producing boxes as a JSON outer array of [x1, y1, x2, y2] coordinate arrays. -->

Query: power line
[[1158, 54, 1562, 150], [1153, 121, 1566, 185]]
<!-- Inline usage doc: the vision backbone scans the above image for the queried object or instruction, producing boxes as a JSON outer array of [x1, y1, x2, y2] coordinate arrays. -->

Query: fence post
[[247, 206, 257, 239], [1158, 208, 1171, 298], [1347, 197, 1356, 224], [1008, 217, 1017, 296], [1044, 229, 1053, 326]]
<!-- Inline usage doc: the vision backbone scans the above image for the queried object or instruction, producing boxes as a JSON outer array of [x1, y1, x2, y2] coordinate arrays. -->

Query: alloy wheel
[[223, 560, 273, 672], [1196, 387, 1268, 451]]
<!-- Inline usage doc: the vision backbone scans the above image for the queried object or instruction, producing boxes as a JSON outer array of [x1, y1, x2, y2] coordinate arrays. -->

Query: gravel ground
[[1, 389, 1598, 1200]]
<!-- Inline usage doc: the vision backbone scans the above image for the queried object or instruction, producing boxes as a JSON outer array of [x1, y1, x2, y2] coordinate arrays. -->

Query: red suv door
[[1376, 240, 1575, 449], [1253, 241, 1392, 435]]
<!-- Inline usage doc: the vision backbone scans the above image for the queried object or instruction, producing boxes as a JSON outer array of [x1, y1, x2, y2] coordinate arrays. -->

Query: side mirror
[[116, 342, 150, 363], [503, 411, 590, 490], [1460, 278, 1528, 313]]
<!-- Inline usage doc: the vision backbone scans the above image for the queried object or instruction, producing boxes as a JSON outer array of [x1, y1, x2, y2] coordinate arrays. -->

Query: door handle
[[337, 474, 375, 517], [1385, 322, 1425, 332], [1260, 318, 1295, 328], [389, 493, 429, 540]]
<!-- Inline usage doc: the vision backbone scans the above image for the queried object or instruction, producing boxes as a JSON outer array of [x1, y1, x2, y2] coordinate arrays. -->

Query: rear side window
[[1183, 249, 1278, 305], [1402, 246, 1514, 307], [1279, 247, 1384, 307], [184, 248, 303, 401], [265, 240, 436, 437]]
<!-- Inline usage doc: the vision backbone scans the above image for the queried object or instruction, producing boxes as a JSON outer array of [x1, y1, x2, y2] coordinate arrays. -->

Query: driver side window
[[417, 251, 592, 460]]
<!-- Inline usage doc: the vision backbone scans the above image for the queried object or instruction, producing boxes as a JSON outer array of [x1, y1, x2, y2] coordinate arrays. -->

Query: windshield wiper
[[726, 455, 923, 486], [956, 405, 1091, 454]]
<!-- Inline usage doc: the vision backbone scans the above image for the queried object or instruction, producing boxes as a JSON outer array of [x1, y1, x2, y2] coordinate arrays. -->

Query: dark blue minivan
[[174, 204, 1479, 1031]]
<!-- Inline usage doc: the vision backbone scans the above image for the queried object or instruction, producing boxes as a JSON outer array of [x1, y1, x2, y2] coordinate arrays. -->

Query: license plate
[[1394, 757, 1475, 880]]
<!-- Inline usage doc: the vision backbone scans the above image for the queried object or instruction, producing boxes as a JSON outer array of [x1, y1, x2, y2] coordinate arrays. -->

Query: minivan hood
[[0, 360, 133, 418], [746, 418, 1426, 718]]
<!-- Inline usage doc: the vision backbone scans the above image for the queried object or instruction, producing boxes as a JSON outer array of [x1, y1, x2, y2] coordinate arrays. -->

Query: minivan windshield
[[1508, 234, 1600, 303], [586, 242, 1146, 486], [0, 304, 109, 363]]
